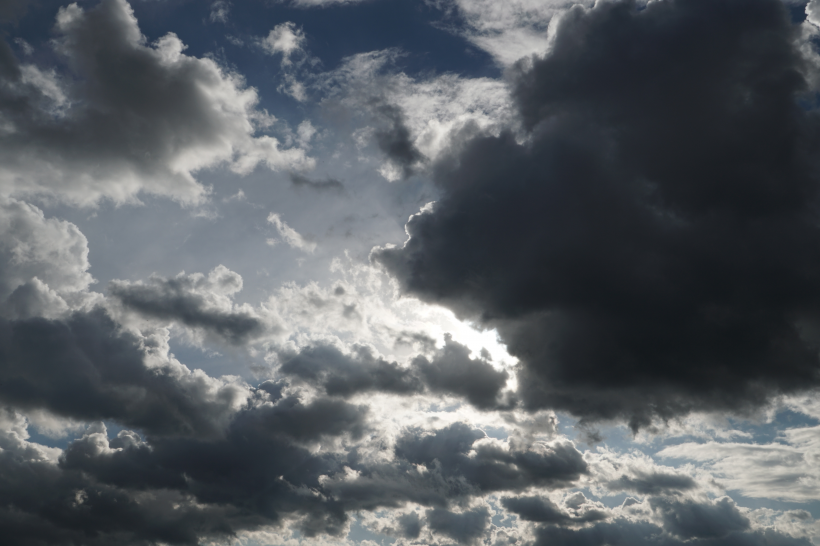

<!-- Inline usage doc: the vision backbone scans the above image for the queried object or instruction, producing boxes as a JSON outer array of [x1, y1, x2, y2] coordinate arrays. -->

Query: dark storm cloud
[[110, 272, 268, 345], [532, 519, 811, 546], [650, 497, 750, 540], [279, 336, 510, 409], [373, 0, 820, 427], [279, 343, 424, 397], [0, 0, 308, 205], [289, 172, 346, 193], [372, 100, 425, 178], [35, 419, 581, 543], [0, 466, 247, 545], [397, 511, 422, 539], [426, 506, 490, 545], [394, 423, 587, 493], [501, 495, 607, 525], [0, 309, 245, 438], [606, 470, 698, 495], [0, 420, 349, 544], [30, 392, 368, 541]]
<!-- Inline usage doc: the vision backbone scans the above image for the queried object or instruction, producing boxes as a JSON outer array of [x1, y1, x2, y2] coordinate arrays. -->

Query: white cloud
[[268, 212, 317, 253], [261, 22, 306, 66], [808, 0, 820, 28], [0, 198, 99, 318], [209, 0, 230, 23]]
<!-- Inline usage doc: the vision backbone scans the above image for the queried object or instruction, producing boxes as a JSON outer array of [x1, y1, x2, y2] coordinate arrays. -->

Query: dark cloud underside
[[374, 0, 820, 427]]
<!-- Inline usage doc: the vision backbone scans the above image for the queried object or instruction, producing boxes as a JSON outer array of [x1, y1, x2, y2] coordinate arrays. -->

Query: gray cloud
[[290, 172, 346, 193], [426, 506, 490, 545], [0, 198, 95, 317], [532, 519, 811, 546], [373, 0, 820, 428], [0, 0, 311, 206], [372, 100, 425, 178], [280, 343, 424, 397], [413, 334, 511, 409], [0, 0, 28, 23], [0, 309, 246, 438], [502, 495, 607, 525], [394, 422, 587, 493], [606, 470, 698, 496]]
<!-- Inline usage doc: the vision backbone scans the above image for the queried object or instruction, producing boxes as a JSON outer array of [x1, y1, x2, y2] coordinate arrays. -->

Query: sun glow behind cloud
[[1, 0, 820, 545]]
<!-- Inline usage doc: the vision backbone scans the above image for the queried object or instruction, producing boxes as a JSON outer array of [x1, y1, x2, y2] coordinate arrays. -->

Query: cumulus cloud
[[0, 309, 249, 438], [318, 49, 514, 178], [435, 0, 580, 65], [0, 0, 29, 23], [290, 172, 345, 193], [374, 0, 820, 427], [0, 198, 98, 318], [426, 506, 490, 545], [261, 22, 307, 66], [0, 0, 312, 206], [393, 423, 587, 494], [110, 265, 274, 345]]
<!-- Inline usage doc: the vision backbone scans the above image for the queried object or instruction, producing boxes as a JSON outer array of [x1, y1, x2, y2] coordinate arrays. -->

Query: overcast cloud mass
[[1, 0, 820, 544]]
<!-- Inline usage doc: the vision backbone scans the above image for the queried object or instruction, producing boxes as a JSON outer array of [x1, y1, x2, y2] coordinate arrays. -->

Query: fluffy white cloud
[[319, 49, 515, 178], [658, 426, 820, 502]]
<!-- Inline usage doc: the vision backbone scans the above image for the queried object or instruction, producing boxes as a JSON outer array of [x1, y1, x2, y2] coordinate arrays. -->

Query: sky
[[1, 0, 820, 544]]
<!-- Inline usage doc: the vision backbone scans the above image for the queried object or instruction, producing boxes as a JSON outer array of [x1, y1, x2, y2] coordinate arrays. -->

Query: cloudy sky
[[2, 0, 820, 544]]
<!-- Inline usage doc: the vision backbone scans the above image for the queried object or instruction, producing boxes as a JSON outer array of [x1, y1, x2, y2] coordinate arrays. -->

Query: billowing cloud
[[209, 0, 230, 23], [436, 0, 580, 65], [0, 0, 312, 206], [279, 335, 511, 409], [502, 495, 608, 525], [0, 309, 249, 438], [658, 426, 820, 503], [374, 0, 820, 427], [261, 22, 307, 66], [0, 198, 97, 318], [531, 518, 811, 546], [110, 266, 273, 345]]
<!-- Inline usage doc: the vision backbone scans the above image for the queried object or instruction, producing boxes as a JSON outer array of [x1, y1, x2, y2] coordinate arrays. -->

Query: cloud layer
[[0, 0, 312, 206], [375, 0, 820, 427]]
